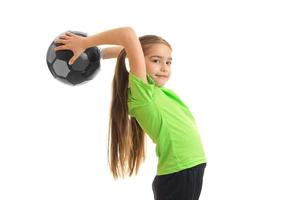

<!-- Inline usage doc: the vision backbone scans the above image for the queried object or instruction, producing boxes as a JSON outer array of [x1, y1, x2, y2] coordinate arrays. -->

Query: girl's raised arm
[[55, 27, 147, 83]]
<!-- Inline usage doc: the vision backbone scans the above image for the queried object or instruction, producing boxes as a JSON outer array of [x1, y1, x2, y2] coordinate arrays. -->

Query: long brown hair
[[108, 35, 172, 179]]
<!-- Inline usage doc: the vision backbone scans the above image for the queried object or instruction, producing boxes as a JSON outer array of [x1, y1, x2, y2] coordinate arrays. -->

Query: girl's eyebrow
[[150, 55, 172, 60]]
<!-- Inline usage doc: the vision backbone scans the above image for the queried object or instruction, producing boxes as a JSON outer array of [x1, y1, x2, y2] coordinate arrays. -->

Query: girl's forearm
[[83, 27, 132, 49], [101, 46, 124, 59], [83, 27, 146, 80]]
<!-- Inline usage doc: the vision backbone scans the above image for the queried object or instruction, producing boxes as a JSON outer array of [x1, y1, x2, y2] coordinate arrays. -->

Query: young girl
[[54, 27, 207, 200]]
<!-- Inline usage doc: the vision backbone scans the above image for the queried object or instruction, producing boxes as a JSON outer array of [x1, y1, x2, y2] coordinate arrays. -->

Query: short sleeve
[[128, 72, 156, 103]]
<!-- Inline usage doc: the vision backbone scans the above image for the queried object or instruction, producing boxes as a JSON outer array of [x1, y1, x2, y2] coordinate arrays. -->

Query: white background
[[0, 0, 299, 199]]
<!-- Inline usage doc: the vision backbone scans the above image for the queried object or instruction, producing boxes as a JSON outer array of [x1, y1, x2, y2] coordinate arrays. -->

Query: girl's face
[[145, 44, 172, 87]]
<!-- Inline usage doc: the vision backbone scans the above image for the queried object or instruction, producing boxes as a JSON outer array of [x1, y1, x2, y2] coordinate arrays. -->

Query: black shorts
[[152, 163, 207, 200]]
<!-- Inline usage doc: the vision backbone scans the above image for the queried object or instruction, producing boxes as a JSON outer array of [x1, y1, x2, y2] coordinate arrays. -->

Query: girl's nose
[[161, 68, 167, 72], [161, 65, 169, 72]]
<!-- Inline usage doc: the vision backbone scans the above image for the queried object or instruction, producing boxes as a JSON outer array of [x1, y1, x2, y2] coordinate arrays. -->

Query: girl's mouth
[[156, 75, 168, 78]]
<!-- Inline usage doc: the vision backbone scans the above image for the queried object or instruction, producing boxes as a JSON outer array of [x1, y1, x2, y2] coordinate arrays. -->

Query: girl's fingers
[[54, 45, 68, 51], [54, 39, 65, 44], [65, 31, 75, 36], [69, 54, 78, 65], [58, 35, 69, 39]]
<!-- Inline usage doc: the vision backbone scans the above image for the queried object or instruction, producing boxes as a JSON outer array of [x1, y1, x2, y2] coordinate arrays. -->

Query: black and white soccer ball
[[46, 30, 101, 86]]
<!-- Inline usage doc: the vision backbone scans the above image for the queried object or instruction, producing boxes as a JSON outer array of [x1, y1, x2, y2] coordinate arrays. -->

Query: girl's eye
[[152, 59, 172, 65]]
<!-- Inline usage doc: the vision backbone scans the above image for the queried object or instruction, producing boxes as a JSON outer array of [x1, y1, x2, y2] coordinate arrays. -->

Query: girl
[[54, 27, 207, 200]]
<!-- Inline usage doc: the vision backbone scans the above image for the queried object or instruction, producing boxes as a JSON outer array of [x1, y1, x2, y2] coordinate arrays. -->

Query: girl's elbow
[[122, 27, 139, 47], [123, 26, 136, 35]]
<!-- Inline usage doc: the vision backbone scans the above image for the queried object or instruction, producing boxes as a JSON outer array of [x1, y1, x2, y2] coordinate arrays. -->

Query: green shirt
[[127, 72, 207, 175]]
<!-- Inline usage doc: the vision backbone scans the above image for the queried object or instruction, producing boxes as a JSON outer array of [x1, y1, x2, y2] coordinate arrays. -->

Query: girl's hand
[[54, 32, 87, 65]]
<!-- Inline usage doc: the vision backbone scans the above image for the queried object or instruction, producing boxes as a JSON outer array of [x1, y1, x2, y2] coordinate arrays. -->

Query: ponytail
[[108, 49, 146, 179]]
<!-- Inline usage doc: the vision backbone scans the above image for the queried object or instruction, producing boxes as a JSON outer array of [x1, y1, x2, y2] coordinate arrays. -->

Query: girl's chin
[[154, 79, 167, 86]]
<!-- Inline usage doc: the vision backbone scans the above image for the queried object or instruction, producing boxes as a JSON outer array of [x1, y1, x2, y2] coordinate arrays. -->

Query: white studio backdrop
[[0, 0, 299, 199]]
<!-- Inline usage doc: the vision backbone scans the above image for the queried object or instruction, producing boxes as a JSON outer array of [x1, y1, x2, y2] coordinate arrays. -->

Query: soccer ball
[[46, 30, 101, 86]]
